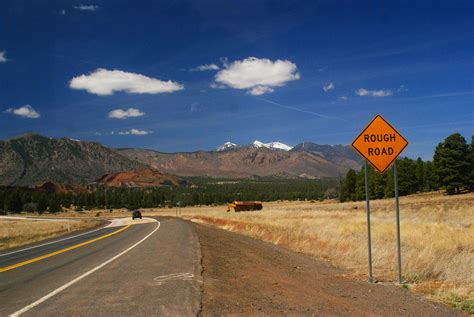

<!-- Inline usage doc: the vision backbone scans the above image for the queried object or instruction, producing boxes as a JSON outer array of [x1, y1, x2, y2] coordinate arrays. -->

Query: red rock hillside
[[95, 169, 187, 188]]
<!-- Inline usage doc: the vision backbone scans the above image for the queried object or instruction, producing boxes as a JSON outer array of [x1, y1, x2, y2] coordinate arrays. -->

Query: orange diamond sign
[[352, 114, 408, 173]]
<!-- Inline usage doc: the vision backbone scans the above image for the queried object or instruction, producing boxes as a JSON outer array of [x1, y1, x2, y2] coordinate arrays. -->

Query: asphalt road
[[0, 217, 202, 316], [0, 216, 461, 316]]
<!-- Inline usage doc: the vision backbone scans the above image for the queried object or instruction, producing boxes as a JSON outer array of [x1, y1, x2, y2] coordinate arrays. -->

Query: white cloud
[[190, 64, 219, 71], [214, 57, 300, 95], [5, 105, 40, 118], [323, 82, 335, 92], [0, 51, 7, 63], [69, 68, 184, 96], [248, 86, 274, 96], [108, 108, 145, 119], [118, 129, 151, 135], [356, 88, 393, 97], [73, 5, 99, 11]]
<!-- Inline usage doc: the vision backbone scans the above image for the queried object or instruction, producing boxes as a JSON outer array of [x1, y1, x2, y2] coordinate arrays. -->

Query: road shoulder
[[193, 221, 461, 316]]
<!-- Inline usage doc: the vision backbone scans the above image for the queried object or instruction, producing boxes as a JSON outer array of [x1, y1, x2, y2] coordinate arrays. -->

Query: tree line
[[340, 133, 474, 201], [0, 178, 337, 214]]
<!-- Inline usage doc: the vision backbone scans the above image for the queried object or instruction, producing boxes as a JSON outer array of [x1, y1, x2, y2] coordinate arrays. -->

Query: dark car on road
[[132, 209, 142, 220]]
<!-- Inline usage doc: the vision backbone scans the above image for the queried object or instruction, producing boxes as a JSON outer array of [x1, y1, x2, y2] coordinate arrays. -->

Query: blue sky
[[1, 0, 472, 159]]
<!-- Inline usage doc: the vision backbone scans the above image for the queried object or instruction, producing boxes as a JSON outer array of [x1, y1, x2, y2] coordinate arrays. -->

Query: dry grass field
[[0, 219, 100, 251], [26, 191, 473, 312], [148, 191, 473, 313]]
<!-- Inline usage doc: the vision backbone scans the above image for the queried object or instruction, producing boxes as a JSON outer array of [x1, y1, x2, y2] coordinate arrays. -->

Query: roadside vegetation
[[0, 178, 337, 214], [170, 192, 473, 313], [0, 219, 100, 250], [340, 133, 473, 201]]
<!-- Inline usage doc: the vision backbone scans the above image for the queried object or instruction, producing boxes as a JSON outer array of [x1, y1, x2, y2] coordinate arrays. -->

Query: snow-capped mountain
[[252, 140, 293, 151], [216, 140, 293, 151], [216, 141, 238, 151]]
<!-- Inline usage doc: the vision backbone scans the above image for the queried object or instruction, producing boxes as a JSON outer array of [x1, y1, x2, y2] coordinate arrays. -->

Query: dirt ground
[[193, 221, 462, 316]]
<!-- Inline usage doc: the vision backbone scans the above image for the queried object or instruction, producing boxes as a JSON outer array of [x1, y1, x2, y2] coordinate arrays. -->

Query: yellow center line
[[0, 224, 131, 273]]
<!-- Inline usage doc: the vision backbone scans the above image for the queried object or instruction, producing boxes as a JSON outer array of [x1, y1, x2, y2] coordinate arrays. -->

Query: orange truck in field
[[227, 201, 263, 212]]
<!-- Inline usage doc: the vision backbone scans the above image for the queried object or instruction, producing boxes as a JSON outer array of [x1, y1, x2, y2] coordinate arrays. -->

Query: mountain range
[[0, 133, 362, 186], [216, 140, 293, 152], [118, 141, 362, 179], [0, 133, 146, 186]]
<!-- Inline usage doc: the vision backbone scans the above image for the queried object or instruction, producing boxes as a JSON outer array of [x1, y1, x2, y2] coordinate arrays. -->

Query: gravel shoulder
[[193, 221, 462, 316]]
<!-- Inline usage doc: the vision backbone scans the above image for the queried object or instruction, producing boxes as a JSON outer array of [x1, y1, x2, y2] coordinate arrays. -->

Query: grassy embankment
[[38, 191, 473, 312], [0, 219, 100, 250], [152, 191, 473, 313]]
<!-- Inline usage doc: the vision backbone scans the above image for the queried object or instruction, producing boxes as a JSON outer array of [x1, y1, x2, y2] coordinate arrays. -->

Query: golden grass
[[39, 192, 473, 312], [0, 219, 100, 250], [146, 191, 474, 313]]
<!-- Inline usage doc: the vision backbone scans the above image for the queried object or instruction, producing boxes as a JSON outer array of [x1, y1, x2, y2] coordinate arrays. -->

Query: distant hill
[[95, 169, 187, 187], [0, 133, 363, 186], [0, 133, 148, 186], [119, 142, 362, 178]]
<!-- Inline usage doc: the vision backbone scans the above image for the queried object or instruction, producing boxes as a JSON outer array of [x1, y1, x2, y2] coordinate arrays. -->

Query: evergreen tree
[[4, 192, 23, 213], [49, 199, 62, 213], [354, 166, 366, 200], [384, 166, 394, 198], [37, 195, 48, 214], [433, 133, 470, 194], [343, 169, 357, 201], [468, 135, 474, 192], [415, 157, 425, 192], [423, 161, 437, 191], [397, 158, 417, 195], [371, 169, 386, 199]]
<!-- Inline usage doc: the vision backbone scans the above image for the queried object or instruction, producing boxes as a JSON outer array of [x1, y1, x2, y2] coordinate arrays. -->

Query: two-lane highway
[[0, 217, 202, 316]]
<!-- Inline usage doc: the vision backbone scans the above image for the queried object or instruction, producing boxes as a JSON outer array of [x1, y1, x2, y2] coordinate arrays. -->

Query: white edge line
[[9, 219, 160, 317], [0, 225, 109, 257]]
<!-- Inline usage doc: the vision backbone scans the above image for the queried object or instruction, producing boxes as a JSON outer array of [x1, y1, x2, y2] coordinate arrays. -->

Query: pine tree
[[37, 195, 48, 214], [397, 158, 417, 195], [415, 158, 425, 192], [355, 166, 366, 200], [468, 135, 474, 192], [343, 169, 357, 201], [49, 199, 62, 213], [4, 192, 23, 213], [433, 133, 470, 194], [384, 166, 394, 198], [423, 161, 437, 191]]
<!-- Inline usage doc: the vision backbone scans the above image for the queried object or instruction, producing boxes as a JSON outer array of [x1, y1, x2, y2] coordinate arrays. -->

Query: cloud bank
[[108, 108, 145, 119], [323, 82, 335, 92], [118, 129, 151, 135], [356, 88, 393, 97], [214, 57, 300, 95], [5, 105, 40, 118], [69, 68, 184, 96], [73, 5, 99, 11], [0, 51, 7, 63], [191, 64, 219, 71]]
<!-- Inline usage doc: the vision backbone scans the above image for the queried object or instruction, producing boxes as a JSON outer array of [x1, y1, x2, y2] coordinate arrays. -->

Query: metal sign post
[[352, 114, 408, 284], [364, 161, 374, 283], [393, 161, 402, 284]]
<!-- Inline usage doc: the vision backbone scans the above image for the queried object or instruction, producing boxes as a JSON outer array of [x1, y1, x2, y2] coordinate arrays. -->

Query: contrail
[[257, 97, 348, 122]]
